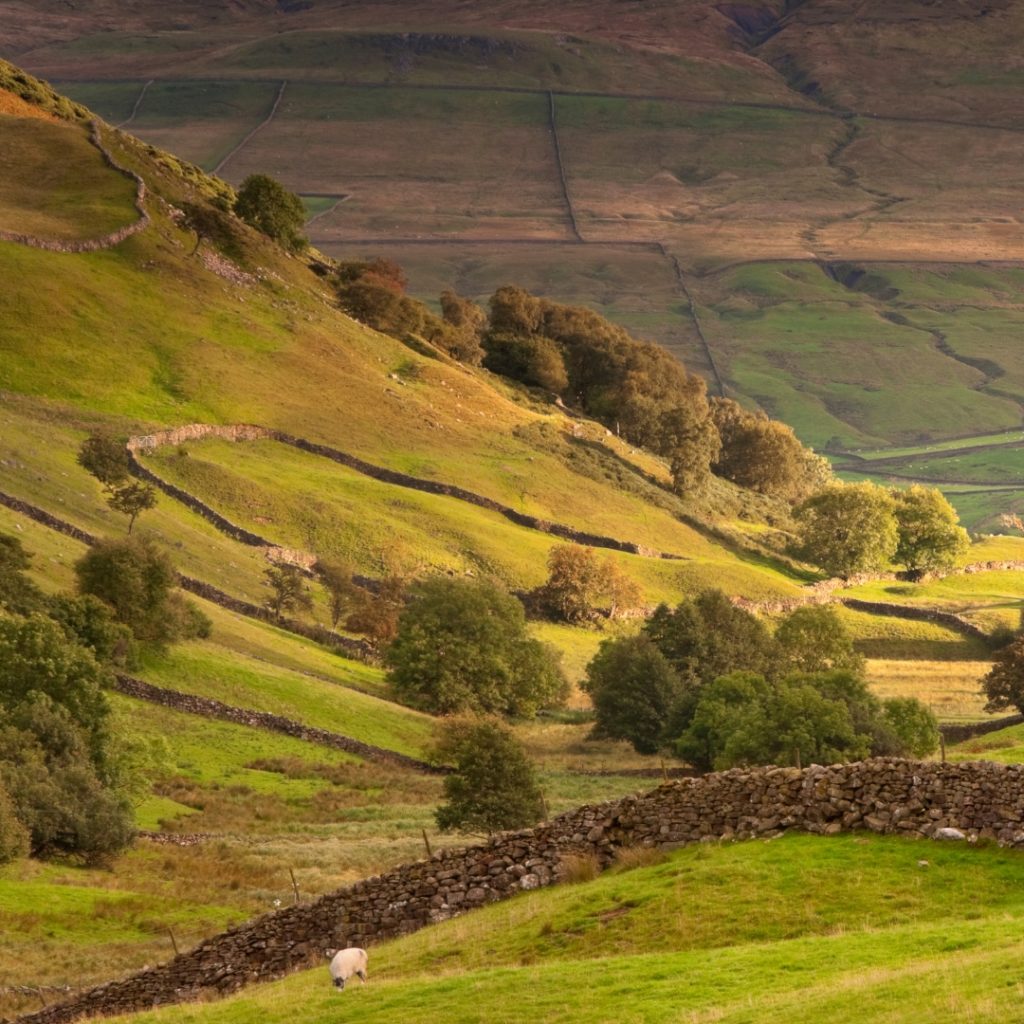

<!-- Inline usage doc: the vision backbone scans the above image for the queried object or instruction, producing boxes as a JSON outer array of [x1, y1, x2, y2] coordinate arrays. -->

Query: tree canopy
[[795, 482, 899, 578], [385, 578, 568, 717], [582, 634, 683, 754], [433, 718, 545, 835], [234, 174, 307, 251], [75, 537, 209, 646], [892, 485, 970, 572]]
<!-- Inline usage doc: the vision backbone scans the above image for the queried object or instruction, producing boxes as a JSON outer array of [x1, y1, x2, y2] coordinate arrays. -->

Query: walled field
[[92, 833, 1024, 1024], [0, 116, 138, 238]]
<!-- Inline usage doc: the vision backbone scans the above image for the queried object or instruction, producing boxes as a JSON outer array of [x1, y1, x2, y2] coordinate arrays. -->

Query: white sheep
[[325, 947, 368, 991]]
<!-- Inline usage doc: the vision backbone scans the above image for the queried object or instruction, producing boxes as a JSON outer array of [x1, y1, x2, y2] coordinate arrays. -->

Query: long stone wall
[[112, 674, 439, 774], [0, 489, 369, 660], [14, 758, 1024, 1024], [127, 423, 684, 560], [0, 122, 150, 253]]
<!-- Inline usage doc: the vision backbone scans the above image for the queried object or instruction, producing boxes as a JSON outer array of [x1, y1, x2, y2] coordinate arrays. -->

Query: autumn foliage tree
[[711, 398, 830, 502], [533, 544, 643, 624]]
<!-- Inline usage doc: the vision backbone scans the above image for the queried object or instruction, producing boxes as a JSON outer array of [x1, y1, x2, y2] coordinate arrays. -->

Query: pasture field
[[226, 84, 569, 239], [141, 436, 802, 601], [118, 80, 281, 172], [865, 659, 992, 723], [96, 833, 1024, 1024], [0, 115, 139, 239]]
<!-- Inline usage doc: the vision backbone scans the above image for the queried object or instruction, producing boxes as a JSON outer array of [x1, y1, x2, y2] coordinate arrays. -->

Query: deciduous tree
[[433, 718, 545, 835], [795, 482, 898, 578], [892, 485, 970, 573], [582, 634, 683, 754], [386, 578, 567, 717], [262, 562, 313, 621], [774, 605, 864, 675], [234, 173, 307, 251]]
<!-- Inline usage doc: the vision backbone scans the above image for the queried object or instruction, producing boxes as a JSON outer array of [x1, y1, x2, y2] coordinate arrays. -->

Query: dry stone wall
[[16, 758, 1024, 1024], [112, 674, 439, 773], [0, 122, 149, 253], [126, 423, 684, 560], [0, 490, 370, 659]]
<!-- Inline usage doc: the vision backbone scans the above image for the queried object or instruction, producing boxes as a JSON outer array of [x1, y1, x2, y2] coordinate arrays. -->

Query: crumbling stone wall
[[15, 759, 1024, 1024]]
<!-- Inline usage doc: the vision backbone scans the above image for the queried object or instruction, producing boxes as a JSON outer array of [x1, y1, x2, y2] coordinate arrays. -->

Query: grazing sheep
[[325, 947, 368, 991]]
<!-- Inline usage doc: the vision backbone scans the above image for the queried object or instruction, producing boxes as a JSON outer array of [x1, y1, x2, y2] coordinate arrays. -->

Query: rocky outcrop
[[15, 758, 1024, 1024]]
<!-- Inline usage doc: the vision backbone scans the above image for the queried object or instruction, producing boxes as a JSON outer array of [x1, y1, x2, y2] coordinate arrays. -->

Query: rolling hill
[[3, 33, 1024, 1024], [5, 0, 1024, 528]]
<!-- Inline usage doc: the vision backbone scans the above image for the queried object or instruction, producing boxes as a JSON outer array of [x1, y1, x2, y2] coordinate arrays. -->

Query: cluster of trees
[[333, 259, 488, 364], [481, 286, 724, 495], [796, 482, 970, 578], [78, 434, 157, 535], [0, 533, 198, 865], [582, 590, 938, 769]]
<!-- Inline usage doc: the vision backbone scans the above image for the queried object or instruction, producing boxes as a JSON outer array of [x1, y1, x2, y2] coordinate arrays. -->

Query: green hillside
[[4, 48, 1024, 1024], [97, 833, 1024, 1024], [10, 0, 1024, 528]]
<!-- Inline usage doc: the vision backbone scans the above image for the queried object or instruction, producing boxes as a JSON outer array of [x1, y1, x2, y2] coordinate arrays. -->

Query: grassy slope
[[100, 833, 1024, 1024], [0, 114, 139, 238]]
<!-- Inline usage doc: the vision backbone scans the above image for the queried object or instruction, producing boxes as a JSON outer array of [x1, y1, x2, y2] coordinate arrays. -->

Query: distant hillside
[[4, 0, 1023, 527]]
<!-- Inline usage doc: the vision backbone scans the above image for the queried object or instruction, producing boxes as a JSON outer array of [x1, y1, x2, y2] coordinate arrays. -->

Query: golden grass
[[865, 658, 993, 723]]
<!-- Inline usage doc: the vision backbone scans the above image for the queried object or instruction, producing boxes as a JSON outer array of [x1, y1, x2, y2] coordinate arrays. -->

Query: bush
[[386, 578, 568, 717], [433, 718, 545, 835], [0, 695, 135, 863], [0, 612, 111, 760]]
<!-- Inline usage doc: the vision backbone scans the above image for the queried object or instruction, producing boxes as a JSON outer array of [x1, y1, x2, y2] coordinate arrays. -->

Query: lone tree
[[534, 545, 643, 624], [262, 562, 313, 621], [77, 434, 130, 490], [433, 718, 545, 835], [313, 559, 360, 631], [106, 481, 157, 534], [795, 482, 898, 578], [385, 578, 567, 717], [234, 174, 307, 252], [892, 485, 970, 573]]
